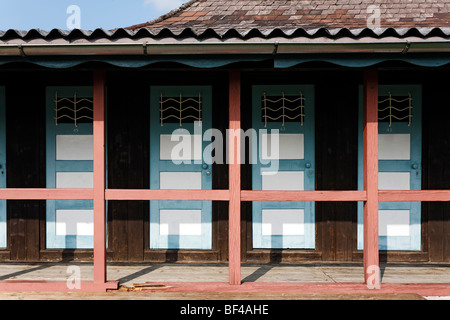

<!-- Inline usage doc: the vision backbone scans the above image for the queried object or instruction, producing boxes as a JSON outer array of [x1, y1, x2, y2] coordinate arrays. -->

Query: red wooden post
[[228, 69, 241, 285], [93, 69, 107, 284], [363, 69, 380, 289]]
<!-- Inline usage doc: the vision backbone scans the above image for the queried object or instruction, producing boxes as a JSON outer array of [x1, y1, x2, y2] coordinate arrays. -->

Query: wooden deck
[[0, 262, 448, 299], [0, 262, 448, 285]]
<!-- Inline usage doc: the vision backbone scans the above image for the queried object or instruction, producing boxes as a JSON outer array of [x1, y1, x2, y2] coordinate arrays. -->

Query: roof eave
[[0, 39, 449, 57]]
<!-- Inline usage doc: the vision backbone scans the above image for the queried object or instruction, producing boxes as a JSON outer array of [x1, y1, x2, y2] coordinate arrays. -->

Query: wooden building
[[0, 0, 449, 292]]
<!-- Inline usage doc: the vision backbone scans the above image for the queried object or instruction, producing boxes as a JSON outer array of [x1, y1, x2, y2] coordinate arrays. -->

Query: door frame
[[45, 86, 94, 249], [251, 84, 315, 249], [149, 85, 213, 249]]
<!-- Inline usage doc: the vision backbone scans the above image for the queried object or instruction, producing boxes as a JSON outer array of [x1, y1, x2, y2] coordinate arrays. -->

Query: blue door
[[358, 85, 422, 251], [0, 87, 6, 248], [149, 86, 212, 249], [46, 87, 94, 249], [252, 85, 315, 249]]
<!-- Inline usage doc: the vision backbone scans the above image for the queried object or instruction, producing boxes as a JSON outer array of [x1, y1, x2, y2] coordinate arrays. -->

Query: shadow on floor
[[117, 265, 164, 285], [0, 263, 53, 281]]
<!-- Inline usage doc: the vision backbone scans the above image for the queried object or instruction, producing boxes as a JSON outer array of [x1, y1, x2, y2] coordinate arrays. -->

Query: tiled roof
[[127, 0, 450, 38]]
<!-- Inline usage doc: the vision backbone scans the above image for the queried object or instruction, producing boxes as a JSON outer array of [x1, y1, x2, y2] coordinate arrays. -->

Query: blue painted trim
[[0, 55, 272, 69], [0, 53, 448, 69], [275, 53, 450, 68], [149, 86, 213, 249], [252, 85, 315, 249], [0, 87, 6, 248], [46, 87, 94, 249], [357, 85, 422, 251]]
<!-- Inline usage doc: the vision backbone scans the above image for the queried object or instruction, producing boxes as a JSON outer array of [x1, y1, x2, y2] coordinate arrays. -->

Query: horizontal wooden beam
[[241, 190, 367, 202], [2, 188, 450, 203], [107, 190, 367, 202], [105, 189, 230, 201], [0, 188, 94, 200], [120, 281, 450, 297], [379, 190, 450, 202]]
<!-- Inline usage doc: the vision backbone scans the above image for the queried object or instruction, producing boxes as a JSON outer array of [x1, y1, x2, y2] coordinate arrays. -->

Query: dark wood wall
[[2, 70, 93, 261], [422, 71, 450, 262], [106, 70, 230, 262], [107, 75, 149, 262], [0, 66, 448, 263], [314, 72, 359, 262], [5, 75, 45, 261]]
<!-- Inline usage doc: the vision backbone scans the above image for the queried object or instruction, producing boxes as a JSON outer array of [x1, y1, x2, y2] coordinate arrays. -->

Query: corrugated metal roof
[[0, 26, 449, 41], [0, 0, 449, 41]]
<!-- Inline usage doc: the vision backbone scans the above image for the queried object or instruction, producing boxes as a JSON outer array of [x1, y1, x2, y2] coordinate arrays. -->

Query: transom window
[[261, 92, 305, 127], [378, 93, 412, 126], [159, 92, 202, 126], [54, 91, 93, 126]]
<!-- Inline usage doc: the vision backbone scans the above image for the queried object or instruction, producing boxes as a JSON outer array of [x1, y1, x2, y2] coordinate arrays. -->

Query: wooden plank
[[127, 201, 145, 261], [5, 79, 45, 261], [445, 209, 450, 262], [0, 189, 94, 200], [363, 69, 379, 288], [353, 250, 429, 262], [211, 73, 230, 263], [39, 249, 93, 261], [0, 250, 10, 261], [379, 190, 450, 202], [93, 70, 107, 284], [315, 77, 359, 262], [143, 250, 220, 262], [110, 281, 450, 297], [106, 79, 130, 262], [125, 83, 148, 262], [241, 190, 366, 202], [228, 69, 241, 285], [0, 291, 427, 300], [335, 203, 356, 261], [108, 201, 128, 261], [245, 250, 322, 263], [105, 189, 230, 201], [106, 77, 149, 262], [423, 80, 450, 262], [0, 281, 118, 293]]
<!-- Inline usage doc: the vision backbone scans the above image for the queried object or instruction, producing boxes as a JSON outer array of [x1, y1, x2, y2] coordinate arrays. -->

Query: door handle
[[411, 163, 418, 170], [305, 162, 311, 169], [202, 164, 209, 170]]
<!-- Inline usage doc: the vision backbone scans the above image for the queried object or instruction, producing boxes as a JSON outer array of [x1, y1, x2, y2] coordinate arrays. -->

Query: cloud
[[143, 0, 185, 13]]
